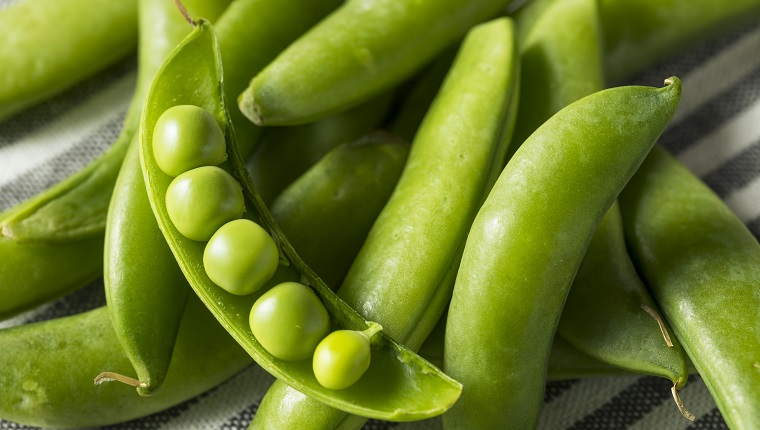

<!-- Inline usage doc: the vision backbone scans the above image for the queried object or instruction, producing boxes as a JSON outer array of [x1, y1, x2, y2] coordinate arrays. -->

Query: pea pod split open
[[139, 20, 461, 421], [444, 78, 681, 429]]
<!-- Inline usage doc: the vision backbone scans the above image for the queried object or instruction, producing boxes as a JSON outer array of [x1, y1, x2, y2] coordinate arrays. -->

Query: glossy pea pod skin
[[0, 297, 250, 429], [619, 146, 760, 429], [272, 131, 409, 289], [214, 0, 343, 156], [103, 0, 231, 397], [443, 79, 681, 430], [556, 202, 690, 390], [250, 18, 519, 430], [140, 21, 461, 421], [239, 0, 511, 126], [0, 0, 137, 121], [247, 93, 394, 205], [509, 0, 604, 156], [0, 0, 339, 321], [0, 104, 404, 429], [601, 0, 760, 83]]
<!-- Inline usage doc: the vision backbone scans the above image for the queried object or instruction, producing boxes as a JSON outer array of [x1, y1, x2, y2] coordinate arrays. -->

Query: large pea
[[152, 105, 227, 177], [204, 219, 279, 296], [165, 166, 244, 241], [313, 330, 371, 390], [250, 282, 330, 361]]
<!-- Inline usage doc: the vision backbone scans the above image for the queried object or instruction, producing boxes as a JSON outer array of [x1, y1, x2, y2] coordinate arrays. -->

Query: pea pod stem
[[640, 304, 674, 348], [93, 372, 148, 389]]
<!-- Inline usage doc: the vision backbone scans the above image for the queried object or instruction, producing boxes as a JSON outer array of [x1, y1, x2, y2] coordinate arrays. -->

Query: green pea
[[313, 330, 371, 390], [249, 282, 330, 361], [203, 219, 279, 296], [165, 166, 244, 241], [152, 105, 227, 177]]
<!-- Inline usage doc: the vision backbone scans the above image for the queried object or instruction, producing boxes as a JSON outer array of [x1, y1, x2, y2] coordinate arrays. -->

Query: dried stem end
[[94, 372, 148, 389], [641, 304, 674, 347], [671, 384, 696, 421]]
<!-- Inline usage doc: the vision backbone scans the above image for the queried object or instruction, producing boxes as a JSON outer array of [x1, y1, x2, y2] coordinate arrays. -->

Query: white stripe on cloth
[[626, 376, 719, 430], [672, 26, 760, 125], [0, 73, 134, 187], [677, 98, 760, 177], [536, 376, 641, 430], [724, 176, 760, 223]]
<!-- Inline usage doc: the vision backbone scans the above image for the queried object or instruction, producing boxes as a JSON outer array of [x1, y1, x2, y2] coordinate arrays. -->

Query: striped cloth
[[2, 5, 759, 430]]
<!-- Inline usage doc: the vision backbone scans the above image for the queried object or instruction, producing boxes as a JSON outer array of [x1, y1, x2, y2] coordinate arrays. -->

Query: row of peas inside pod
[[154, 104, 377, 390]]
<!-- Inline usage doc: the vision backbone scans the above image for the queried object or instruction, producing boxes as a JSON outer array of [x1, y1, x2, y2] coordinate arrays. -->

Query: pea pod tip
[[238, 88, 263, 126]]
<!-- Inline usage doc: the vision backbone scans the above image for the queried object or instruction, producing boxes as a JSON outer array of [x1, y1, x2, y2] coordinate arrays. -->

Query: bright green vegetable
[[205, 219, 279, 296], [313, 329, 375, 390], [165, 166, 245, 241], [271, 131, 409, 288], [153, 105, 227, 177], [246, 94, 394, 205], [0, 297, 251, 428], [250, 281, 331, 361], [103, 0, 231, 397], [239, 0, 512, 125], [140, 20, 462, 421], [620, 146, 760, 429], [444, 78, 681, 429], [250, 17, 518, 430], [0, 0, 338, 321], [557, 202, 692, 418], [0, 0, 137, 121]]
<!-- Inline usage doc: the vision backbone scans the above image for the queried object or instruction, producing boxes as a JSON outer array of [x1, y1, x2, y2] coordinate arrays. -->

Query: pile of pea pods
[[1, 0, 760, 428]]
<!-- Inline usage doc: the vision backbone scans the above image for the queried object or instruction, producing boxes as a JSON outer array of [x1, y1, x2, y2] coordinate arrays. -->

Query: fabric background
[[2, 1, 759, 428]]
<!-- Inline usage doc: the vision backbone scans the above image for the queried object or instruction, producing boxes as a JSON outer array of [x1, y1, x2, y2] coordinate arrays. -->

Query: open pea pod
[[139, 20, 461, 421]]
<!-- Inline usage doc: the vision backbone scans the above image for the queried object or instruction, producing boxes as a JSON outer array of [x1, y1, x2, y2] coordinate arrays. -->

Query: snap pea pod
[[250, 17, 519, 430], [214, 0, 343, 156], [272, 131, 408, 289], [509, 0, 604, 156], [556, 202, 692, 417], [511, 0, 692, 407], [239, 0, 512, 126], [601, 0, 760, 84], [247, 94, 394, 205], [619, 146, 760, 430], [444, 79, 681, 429], [0, 296, 250, 429], [102, 0, 231, 397], [0, 104, 406, 428], [140, 20, 461, 421], [418, 312, 631, 380], [0, 0, 338, 321], [0, 0, 137, 121]]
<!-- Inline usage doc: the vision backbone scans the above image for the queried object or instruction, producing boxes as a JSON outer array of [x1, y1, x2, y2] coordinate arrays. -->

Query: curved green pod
[[239, 0, 511, 126], [601, 0, 760, 84], [0, 0, 339, 322], [272, 131, 408, 289], [443, 79, 681, 429], [619, 146, 760, 430], [556, 202, 691, 414], [214, 0, 343, 156], [250, 17, 519, 430], [0, 297, 251, 429], [247, 94, 394, 205], [0, 97, 404, 429], [140, 21, 461, 421], [0, 0, 137, 121], [509, 0, 604, 155], [103, 0, 231, 397]]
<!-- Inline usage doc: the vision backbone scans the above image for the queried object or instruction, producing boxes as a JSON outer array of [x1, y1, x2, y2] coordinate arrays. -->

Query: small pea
[[250, 282, 330, 361], [204, 219, 279, 296], [165, 166, 244, 241], [312, 329, 373, 390], [153, 105, 227, 177]]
